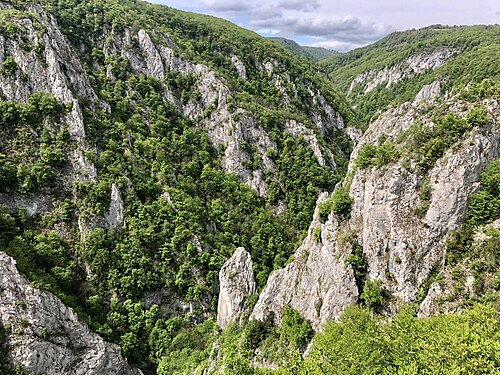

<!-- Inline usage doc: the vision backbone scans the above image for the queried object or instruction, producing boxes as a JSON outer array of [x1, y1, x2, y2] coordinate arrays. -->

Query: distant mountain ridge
[[320, 24, 500, 124], [268, 37, 340, 61]]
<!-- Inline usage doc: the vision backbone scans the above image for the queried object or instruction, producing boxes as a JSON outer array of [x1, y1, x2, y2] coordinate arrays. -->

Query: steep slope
[[301, 46, 341, 61], [0, 0, 358, 372], [0, 252, 142, 374], [321, 25, 500, 124], [252, 73, 500, 330], [2, 2, 500, 373]]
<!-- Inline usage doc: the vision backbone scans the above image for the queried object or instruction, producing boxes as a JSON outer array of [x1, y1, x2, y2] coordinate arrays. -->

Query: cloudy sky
[[148, 0, 500, 51]]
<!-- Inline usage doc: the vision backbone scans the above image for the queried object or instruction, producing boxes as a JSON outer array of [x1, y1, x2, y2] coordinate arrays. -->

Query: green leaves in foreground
[[278, 304, 500, 375]]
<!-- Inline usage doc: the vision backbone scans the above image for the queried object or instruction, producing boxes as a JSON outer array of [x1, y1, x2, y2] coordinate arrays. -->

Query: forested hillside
[[0, 1, 499, 374], [321, 25, 500, 124], [0, 0, 357, 373]]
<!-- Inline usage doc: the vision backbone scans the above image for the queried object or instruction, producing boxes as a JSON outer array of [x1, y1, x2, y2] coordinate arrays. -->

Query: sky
[[147, 0, 500, 51]]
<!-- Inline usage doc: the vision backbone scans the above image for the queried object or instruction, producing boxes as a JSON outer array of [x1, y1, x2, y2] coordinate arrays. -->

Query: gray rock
[[217, 247, 256, 329], [413, 81, 441, 103], [285, 119, 335, 168], [252, 193, 358, 330], [101, 26, 344, 198], [0, 252, 142, 375], [349, 49, 457, 95], [0, 194, 53, 215], [349, 99, 499, 304], [0, 6, 100, 185], [137, 29, 165, 80], [105, 183, 125, 229], [253, 98, 499, 327], [231, 55, 247, 79]]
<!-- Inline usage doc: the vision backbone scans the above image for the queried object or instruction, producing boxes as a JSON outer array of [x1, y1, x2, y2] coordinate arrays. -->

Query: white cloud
[[277, 0, 320, 12], [200, 1, 394, 47], [152, 0, 499, 51], [202, 0, 252, 12], [255, 28, 281, 35], [251, 15, 395, 45]]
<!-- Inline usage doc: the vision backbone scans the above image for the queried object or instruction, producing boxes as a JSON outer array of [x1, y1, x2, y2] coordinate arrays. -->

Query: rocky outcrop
[[285, 120, 336, 168], [231, 54, 247, 79], [251, 193, 358, 330], [413, 81, 441, 103], [0, 3, 99, 184], [217, 247, 256, 329], [105, 28, 344, 197], [253, 96, 499, 327], [0, 252, 142, 375], [348, 49, 457, 95], [0, 194, 53, 216], [105, 183, 125, 229], [418, 218, 500, 317], [349, 121, 499, 302]]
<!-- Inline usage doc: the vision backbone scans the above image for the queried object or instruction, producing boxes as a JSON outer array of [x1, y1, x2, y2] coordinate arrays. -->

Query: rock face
[[105, 27, 344, 197], [217, 247, 256, 329], [0, 194, 53, 216], [0, 252, 142, 375], [413, 81, 441, 103], [0, 2, 347, 212], [253, 94, 500, 328], [348, 49, 457, 95], [418, 218, 500, 318], [105, 183, 125, 229], [252, 193, 358, 330], [0, 3, 100, 184]]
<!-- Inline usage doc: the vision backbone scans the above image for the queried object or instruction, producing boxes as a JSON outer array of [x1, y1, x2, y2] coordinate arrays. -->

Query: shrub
[[303, 303, 500, 375], [467, 160, 500, 225], [346, 243, 367, 286], [280, 305, 314, 350], [2, 54, 17, 76], [318, 188, 353, 222], [355, 142, 399, 169], [355, 143, 377, 169], [466, 105, 491, 127], [360, 279, 386, 313]]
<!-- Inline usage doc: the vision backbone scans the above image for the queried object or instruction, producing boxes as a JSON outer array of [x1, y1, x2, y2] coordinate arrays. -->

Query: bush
[[355, 143, 377, 169], [466, 105, 491, 127], [281, 305, 314, 350], [2, 54, 17, 76], [242, 317, 273, 352], [346, 243, 367, 288], [467, 159, 500, 225], [300, 303, 500, 375], [355, 142, 399, 169], [318, 188, 353, 222], [360, 279, 386, 313]]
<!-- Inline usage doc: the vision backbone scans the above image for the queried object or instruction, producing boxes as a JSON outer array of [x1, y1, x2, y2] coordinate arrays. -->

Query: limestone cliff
[[252, 90, 500, 328], [217, 247, 256, 329], [1, 2, 499, 371], [251, 193, 358, 330], [0, 3, 99, 186], [0, 0, 354, 369], [0, 252, 142, 375], [348, 49, 457, 96], [103, 26, 346, 197]]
